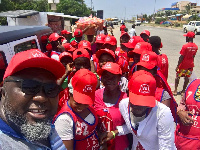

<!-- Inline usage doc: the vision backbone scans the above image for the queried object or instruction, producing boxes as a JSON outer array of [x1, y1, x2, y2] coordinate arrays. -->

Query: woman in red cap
[[54, 69, 100, 150], [94, 62, 129, 150]]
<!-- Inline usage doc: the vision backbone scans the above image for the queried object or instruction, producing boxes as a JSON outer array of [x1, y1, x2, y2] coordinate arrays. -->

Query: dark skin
[[120, 35, 130, 44], [102, 44, 117, 52], [140, 34, 149, 42], [51, 38, 65, 52], [137, 66, 171, 107], [173, 37, 194, 95], [99, 54, 115, 68], [0, 68, 58, 147]]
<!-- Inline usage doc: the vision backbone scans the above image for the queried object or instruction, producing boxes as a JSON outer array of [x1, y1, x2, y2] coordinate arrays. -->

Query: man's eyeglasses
[[4, 78, 61, 98]]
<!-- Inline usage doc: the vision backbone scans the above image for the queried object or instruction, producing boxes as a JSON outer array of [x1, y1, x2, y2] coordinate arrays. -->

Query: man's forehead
[[10, 68, 56, 81]]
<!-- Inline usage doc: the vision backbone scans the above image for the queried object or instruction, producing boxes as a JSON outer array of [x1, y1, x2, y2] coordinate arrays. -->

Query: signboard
[[97, 10, 103, 19]]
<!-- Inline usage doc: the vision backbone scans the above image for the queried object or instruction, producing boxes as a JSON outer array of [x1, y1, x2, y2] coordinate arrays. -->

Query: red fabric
[[115, 48, 129, 73], [94, 88, 129, 150], [155, 88, 164, 102], [54, 101, 100, 150], [155, 70, 178, 122], [92, 54, 100, 72], [157, 54, 168, 80], [179, 42, 198, 70], [128, 63, 136, 80], [120, 25, 126, 32]]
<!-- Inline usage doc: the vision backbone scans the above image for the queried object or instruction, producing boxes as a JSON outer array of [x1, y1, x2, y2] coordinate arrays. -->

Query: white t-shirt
[[55, 113, 95, 140], [129, 28, 136, 37]]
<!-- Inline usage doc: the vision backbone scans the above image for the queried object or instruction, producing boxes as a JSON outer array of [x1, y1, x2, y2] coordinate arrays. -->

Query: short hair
[[132, 24, 135, 28], [124, 28, 128, 32], [149, 36, 161, 48]]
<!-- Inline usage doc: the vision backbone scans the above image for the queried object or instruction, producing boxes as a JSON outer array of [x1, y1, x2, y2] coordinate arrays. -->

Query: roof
[[171, 2, 178, 7], [47, 14, 80, 19], [0, 10, 39, 18], [0, 26, 51, 45]]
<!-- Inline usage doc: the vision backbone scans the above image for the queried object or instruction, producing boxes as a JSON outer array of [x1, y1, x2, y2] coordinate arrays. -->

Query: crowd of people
[[0, 22, 199, 150]]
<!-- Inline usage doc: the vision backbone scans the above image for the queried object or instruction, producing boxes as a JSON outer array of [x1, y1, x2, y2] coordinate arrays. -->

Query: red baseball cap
[[74, 29, 83, 37], [3, 49, 65, 80], [61, 30, 71, 35], [59, 52, 73, 61], [62, 43, 71, 51], [160, 42, 163, 48], [140, 30, 150, 37], [95, 34, 106, 44], [73, 48, 90, 60], [96, 48, 115, 60], [49, 33, 64, 42], [98, 62, 122, 75], [41, 35, 48, 43], [78, 40, 91, 51], [72, 69, 97, 105], [129, 42, 152, 55], [122, 36, 144, 49], [104, 35, 117, 46], [137, 51, 158, 69], [128, 70, 156, 107], [70, 40, 78, 48], [68, 44, 76, 52], [183, 31, 195, 38], [120, 32, 130, 38]]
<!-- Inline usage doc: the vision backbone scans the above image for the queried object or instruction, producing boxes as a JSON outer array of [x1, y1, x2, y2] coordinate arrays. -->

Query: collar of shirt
[[0, 118, 66, 150]]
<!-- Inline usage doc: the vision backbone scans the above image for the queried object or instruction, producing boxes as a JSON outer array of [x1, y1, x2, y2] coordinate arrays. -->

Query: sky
[[84, 0, 199, 19]]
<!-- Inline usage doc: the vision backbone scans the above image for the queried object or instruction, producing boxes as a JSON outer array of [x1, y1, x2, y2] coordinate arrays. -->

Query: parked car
[[0, 26, 52, 82], [134, 20, 141, 26], [183, 21, 200, 35]]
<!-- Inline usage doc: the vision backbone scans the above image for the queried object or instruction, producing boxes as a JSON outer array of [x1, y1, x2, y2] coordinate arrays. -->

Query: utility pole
[[91, 0, 93, 10], [124, 7, 126, 22]]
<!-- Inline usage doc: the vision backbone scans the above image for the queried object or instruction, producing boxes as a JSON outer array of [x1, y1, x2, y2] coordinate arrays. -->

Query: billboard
[[97, 10, 103, 19]]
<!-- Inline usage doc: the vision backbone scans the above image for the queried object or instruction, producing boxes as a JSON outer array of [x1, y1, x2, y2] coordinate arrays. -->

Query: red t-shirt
[[179, 42, 198, 70], [157, 54, 169, 80], [120, 25, 126, 32]]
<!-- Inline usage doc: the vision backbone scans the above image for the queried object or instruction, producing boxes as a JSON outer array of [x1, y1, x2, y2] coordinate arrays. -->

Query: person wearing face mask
[[94, 62, 129, 150]]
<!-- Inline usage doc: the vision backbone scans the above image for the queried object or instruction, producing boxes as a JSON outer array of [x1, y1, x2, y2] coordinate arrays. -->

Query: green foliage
[[56, 0, 91, 17], [185, 4, 191, 15], [155, 18, 167, 24]]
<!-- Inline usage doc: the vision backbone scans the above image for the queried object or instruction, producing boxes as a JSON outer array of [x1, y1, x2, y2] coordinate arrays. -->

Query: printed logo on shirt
[[139, 84, 150, 94], [142, 54, 149, 62], [83, 85, 93, 93], [195, 85, 200, 102], [162, 57, 166, 64]]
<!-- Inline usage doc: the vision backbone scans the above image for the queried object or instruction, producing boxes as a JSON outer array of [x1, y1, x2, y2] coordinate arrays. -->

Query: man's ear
[[0, 87, 6, 101]]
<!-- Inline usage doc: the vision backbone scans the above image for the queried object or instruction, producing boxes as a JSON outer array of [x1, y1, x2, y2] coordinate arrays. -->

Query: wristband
[[111, 131, 116, 139]]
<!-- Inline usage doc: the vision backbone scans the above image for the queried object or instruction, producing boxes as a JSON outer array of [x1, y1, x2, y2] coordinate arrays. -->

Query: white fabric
[[51, 54, 59, 61], [55, 113, 74, 140], [118, 98, 176, 150], [104, 102, 115, 107], [84, 113, 95, 124], [129, 28, 136, 37], [162, 90, 171, 101]]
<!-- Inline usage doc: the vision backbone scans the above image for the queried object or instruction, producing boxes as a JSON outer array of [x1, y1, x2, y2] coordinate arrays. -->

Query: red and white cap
[[122, 36, 144, 49], [140, 30, 150, 37], [61, 30, 71, 35], [137, 51, 158, 69], [120, 32, 130, 38], [129, 42, 152, 55], [96, 48, 115, 60], [74, 29, 83, 37], [78, 40, 91, 50], [104, 35, 117, 46], [73, 48, 90, 60], [49, 33, 64, 42], [95, 34, 106, 44], [128, 70, 156, 107], [59, 52, 73, 61], [72, 69, 97, 105], [98, 62, 122, 75], [183, 31, 195, 38], [3, 49, 65, 80]]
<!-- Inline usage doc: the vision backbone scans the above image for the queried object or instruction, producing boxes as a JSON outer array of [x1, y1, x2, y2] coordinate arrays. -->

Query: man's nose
[[33, 89, 48, 103]]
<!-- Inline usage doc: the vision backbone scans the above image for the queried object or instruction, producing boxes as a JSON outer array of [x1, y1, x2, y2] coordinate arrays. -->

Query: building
[[171, 1, 197, 12], [157, 8, 180, 14]]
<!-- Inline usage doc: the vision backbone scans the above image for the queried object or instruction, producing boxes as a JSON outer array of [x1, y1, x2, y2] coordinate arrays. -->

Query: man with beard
[[0, 49, 66, 150]]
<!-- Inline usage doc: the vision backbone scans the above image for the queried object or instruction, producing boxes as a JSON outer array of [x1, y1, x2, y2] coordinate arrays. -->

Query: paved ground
[[111, 23, 200, 104]]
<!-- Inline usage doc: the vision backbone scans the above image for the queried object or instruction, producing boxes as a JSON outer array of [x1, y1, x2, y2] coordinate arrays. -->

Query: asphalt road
[[112, 23, 200, 103]]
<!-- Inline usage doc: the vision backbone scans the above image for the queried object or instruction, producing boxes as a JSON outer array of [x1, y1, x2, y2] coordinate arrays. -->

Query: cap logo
[[142, 54, 149, 62], [30, 50, 44, 58], [139, 84, 150, 94], [104, 63, 112, 69], [135, 43, 141, 49], [83, 42, 88, 47], [97, 35, 102, 41], [83, 85, 93, 93], [55, 33, 59, 37], [106, 36, 111, 41], [129, 38, 134, 43]]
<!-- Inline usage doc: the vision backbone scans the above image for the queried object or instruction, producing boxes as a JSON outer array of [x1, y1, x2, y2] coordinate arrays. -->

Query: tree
[[56, 0, 91, 17], [185, 4, 191, 15]]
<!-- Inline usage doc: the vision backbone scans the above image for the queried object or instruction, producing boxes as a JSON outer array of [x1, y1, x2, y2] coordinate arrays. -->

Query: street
[[113, 23, 200, 103]]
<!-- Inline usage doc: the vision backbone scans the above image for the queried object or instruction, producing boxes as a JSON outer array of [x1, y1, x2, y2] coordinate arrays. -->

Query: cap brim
[[129, 91, 156, 107], [183, 34, 187, 37], [122, 43, 134, 49], [4, 57, 65, 80], [137, 62, 155, 70], [104, 42, 116, 46], [95, 41, 104, 44], [73, 90, 94, 105], [132, 49, 143, 55], [96, 50, 115, 59]]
